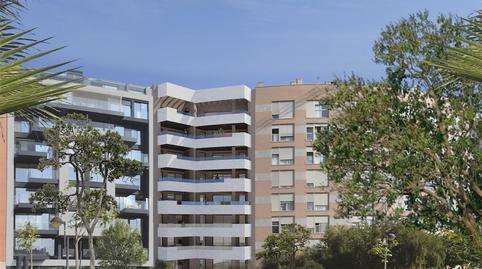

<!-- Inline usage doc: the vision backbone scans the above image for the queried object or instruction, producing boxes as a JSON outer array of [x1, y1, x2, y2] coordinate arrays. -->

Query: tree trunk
[[88, 234, 95, 269], [74, 237, 80, 269], [29, 251, 33, 269], [462, 211, 481, 248]]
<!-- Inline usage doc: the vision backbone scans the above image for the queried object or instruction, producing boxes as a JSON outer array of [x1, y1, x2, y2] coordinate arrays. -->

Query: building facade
[[253, 82, 341, 251], [0, 73, 344, 269], [2, 73, 156, 268]]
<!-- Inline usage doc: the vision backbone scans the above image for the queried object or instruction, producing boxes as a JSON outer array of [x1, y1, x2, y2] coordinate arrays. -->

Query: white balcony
[[158, 177, 251, 192], [157, 107, 251, 126], [157, 132, 251, 148], [158, 224, 251, 237], [158, 200, 251, 215], [158, 82, 251, 103], [158, 154, 251, 170], [158, 246, 251, 261]]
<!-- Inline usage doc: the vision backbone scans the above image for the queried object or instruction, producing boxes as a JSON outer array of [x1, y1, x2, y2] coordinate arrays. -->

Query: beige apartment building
[[253, 81, 341, 251]]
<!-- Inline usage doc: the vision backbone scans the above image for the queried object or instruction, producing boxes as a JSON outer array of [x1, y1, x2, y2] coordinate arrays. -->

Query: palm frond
[[428, 10, 482, 82], [0, 19, 81, 118]]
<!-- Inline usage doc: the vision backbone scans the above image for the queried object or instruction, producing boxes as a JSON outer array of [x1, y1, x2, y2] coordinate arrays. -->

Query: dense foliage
[[306, 224, 481, 269], [257, 224, 310, 269], [314, 11, 482, 246], [97, 220, 147, 269]]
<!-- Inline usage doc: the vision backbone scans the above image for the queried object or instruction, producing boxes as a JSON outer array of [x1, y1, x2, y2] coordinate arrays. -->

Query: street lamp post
[[50, 216, 68, 269]]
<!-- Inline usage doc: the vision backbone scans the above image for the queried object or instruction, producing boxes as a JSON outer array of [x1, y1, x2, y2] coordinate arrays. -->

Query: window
[[14, 121, 30, 133], [315, 103, 329, 118], [271, 171, 294, 188], [307, 216, 329, 234], [122, 99, 148, 119], [306, 170, 328, 188], [306, 101, 329, 118], [272, 125, 294, 142], [15, 188, 33, 204], [306, 124, 328, 141], [306, 193, 329, 211], [272, 101, 294, 119], [271, 217, 294, 234], [122, 100, 132, 117], [133, 102, 148, 119], [271, 128, 279, 142], [306, 147, 323, 164], [271, 194, 294, 211], [272, 147, 294, 165]]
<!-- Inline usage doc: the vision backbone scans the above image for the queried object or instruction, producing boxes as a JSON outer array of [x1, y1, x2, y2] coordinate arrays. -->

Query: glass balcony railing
[[116, 197, 148, 210], [115, 176, 141, 186], [15, 168, 57, 182], [15, 141, 52, 156], [174, 110, 249, 117], [159, 177, 225, 183], [174, 155, 248, 161], [159, 130, 234, 139], [51, 72, 146, 94], [177, 200, 249, 206]]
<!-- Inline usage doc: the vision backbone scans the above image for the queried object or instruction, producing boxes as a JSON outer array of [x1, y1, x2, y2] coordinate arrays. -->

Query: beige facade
[[253, 83, 338, 251]]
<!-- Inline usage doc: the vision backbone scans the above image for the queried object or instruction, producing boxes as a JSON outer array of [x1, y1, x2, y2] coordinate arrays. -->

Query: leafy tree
[[315, 11, 482, 247], [16, 222, 38, 269], [439, 230, 482, 268], [97, 220, 147, 269], [257, 223, 310, 269], [299, 259, 324, 269], [308, 224, 450, 269], [30, 114, 143, 269], [0, 0, 79, 118]]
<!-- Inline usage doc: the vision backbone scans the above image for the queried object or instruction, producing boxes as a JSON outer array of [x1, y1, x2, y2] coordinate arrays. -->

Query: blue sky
[[21, 0, 481, 88]]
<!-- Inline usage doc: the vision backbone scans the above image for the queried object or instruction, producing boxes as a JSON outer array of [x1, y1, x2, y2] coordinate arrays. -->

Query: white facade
[[156, 83, 253, 268]]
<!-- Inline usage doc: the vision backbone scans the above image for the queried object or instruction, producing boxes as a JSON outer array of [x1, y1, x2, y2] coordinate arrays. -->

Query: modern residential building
[[0, 73, 345, 269], [1, 72, 156, 268], [253, 80, 343, 251], [154, 83, 253, 269]]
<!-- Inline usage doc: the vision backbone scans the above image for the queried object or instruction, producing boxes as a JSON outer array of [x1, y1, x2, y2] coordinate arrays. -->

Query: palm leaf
[[428, 11, 482, 82], [0, 19, 81, 119]]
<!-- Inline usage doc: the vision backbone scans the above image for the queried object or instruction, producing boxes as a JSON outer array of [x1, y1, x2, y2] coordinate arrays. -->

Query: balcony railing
[[159, 130, 233, 139], [160, 177, 225, 183], [176, 201, 249, 206], [116, 197, 148, 210], [175, 110, 249, 117], [175, 155, 248, 161], [51, 72, 147, 94]]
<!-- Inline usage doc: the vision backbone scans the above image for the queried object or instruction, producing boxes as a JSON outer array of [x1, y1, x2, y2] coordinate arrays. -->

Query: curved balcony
[[158, 177, 251, 192], [157, 131, 251, 148], [158, 224, 251, 237], [157, 107, 251, 127], [158, 200, 251, 215], [158, 154, 251, 170], [158, 246, 251, 261]]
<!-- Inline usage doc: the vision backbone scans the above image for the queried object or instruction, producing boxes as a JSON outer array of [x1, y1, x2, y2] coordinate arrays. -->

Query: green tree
[[308, 224, 449, 269], [299, 259, 324, 269], [97, 220, 147, 269], [0, 0, 79, 118], [16, 222, 38, 269], [315, 11, 482, 247], [30, 114, 143, 269], [257, 224, 310, 269]]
